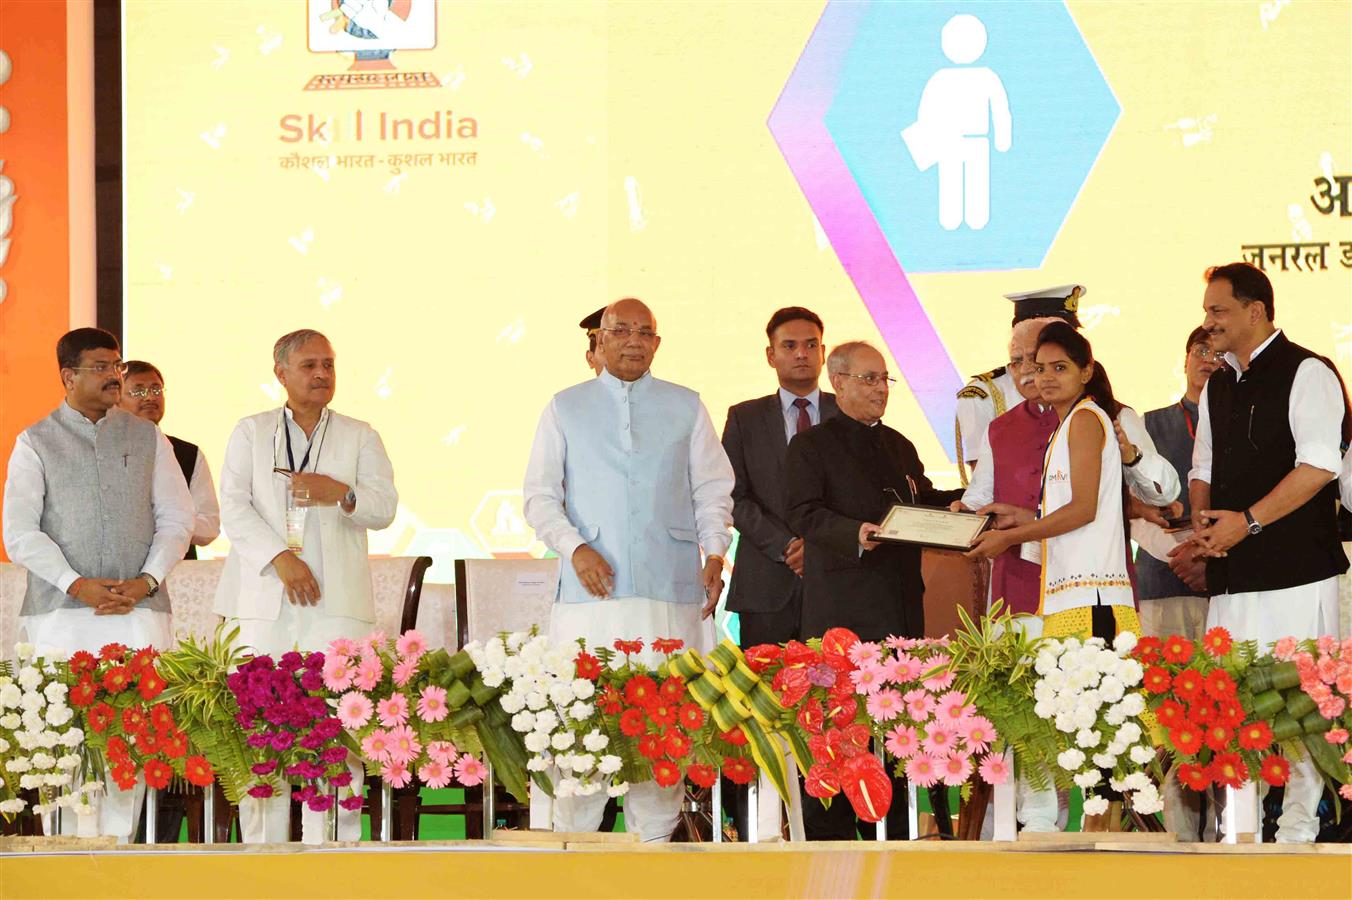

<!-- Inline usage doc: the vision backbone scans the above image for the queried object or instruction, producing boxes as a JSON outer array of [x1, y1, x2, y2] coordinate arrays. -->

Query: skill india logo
[[304, 0, 440, 91]]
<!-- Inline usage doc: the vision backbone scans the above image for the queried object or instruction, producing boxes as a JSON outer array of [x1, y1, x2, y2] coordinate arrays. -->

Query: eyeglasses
[[841, 372, 896, 387], [126, 385, 165, 399], [601, 326, 659, 341], [1188, 345, 1217, 360], [68, 361, 128, 376]]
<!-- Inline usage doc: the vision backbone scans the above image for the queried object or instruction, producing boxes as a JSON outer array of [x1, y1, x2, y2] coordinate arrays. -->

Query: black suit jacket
[[723, 392, 838, 614], [785, 414, 961, 642]]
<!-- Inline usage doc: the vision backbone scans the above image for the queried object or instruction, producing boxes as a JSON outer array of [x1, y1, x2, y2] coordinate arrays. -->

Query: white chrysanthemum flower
[[1075, 729, 1101, 749], [1073, 770, 1101, 789], [1057, 749, 1085, 771], [1033, 681, 1055, 704], [1116, 722, 1142, 745], [45, 705, 73, 727], [30, 752, 55, 770], [1132, 788, 1163, 816], [534, 710, 559, 733], [485, 637, 508, 663], [583, 730, 609, 753], [526, 757, 549, 772], [572, 679, 595, 700], [19, 774, 42, 790], [481, 668, 506, 689], [524, 732, 550, 754], [1095, 649, 1120, 673], [511, 711, 537, 733], [1105, 737, 1129, 756], [1034, 699, 1055, 719], [551, 731, 576, 751], [1091, 752, 1118, 769], [1103, 705, 1127, 726], [0, 684, 21, 708], [1129, 745, 1155, 766], [1054, 712, 1075, 734], [1117, 659, 1144, 687], [525, 691, 548, 712], [43, 682, 68, 703], [1113, 631, 1138, 654], [1117, 693, 1146, 717], [1045, 670, 1069, 693], [570, 753, 596, 773], [1099, 676, 1125, 703], [45, 772, 71, 787], [598, 755, 623, 775], [606, 782, 629, 798], [568, 702, 594, 721], [37, 731, 58, 749], [1082, 796, 1109, 816], [506, 632, 528, 653], [19, 691, 45, 711], [15, 644, 36, 662], [499, 691, 526, 715], [57, 754, 80, 771], [549, 682, 577, 707], [1034, 653, 1058, 676], [1071, 706, 1097, 731], [0, 799, 27, 814], [1122, 772, 1151, 793]]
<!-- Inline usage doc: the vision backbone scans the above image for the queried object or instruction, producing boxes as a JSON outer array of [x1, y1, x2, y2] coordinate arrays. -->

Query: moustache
[[103, 381, 121, 390]]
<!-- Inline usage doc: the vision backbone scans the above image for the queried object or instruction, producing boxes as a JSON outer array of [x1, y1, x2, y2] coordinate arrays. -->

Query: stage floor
[[2, 839, 1349, 900]]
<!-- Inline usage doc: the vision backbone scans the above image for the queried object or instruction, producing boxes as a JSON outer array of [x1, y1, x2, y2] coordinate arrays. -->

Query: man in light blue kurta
[[524, 298, 734, 841]]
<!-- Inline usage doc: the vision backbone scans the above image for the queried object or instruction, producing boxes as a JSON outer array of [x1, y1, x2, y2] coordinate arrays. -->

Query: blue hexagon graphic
[[824, 2, 1119, 273]]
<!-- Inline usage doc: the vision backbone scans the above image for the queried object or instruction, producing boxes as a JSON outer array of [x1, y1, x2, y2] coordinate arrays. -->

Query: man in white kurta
[[3, 328, 193, 840], [215, 329, 398, 843], [1186, 264, 1347, 842], [524, 298, 734, 842]]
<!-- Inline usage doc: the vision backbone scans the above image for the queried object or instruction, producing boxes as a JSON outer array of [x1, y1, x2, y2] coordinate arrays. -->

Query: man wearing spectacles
[[2, 327, 193, 840], [118, 361, 220, 560]]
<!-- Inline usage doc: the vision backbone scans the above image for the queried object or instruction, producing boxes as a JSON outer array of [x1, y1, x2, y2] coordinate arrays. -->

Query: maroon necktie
[[793, 397, 812, 435]]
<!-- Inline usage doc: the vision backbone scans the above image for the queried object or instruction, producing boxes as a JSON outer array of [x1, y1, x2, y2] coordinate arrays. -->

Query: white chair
[[452, 557, 560, 648], [368, 556, 434, 638], [416, 582, 455, 652], [164, 559, 226, 644], [0, 563, 26, 664]]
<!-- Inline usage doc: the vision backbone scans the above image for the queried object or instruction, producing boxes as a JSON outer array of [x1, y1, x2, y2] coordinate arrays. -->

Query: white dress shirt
[[778, 387, 822, 443], [3, 403, 194, 591], [187, 448, 221, 546]]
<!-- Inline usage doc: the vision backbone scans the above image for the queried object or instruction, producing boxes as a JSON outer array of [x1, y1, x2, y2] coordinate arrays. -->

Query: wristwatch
[[1243, 510, 1262, 536], [343, 487, 357, 509], [140, 572, 160, 597]]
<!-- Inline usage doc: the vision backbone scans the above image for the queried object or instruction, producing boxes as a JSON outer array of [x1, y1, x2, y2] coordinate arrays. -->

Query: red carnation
[[637, 732, 664, 760], [1237, 721, 1273, 752], [69, 650, 98, 676], [678, 703, 705, 731], [719, 728, 748, 747], [652, 638, 684, 655], [743, 644, 783, 674], [99, 643, 128, 662], [1169, 723, 1203, 756], [574, 652, 602, 681], [647, 703, 678, 728], [1133, 636, 1163, 665], [1173, 668, 1204, 702], [1203, 669, 1236, 701], [1143, 667, 1172, 695], [686, 763, 717, 788], [1155, 699, 1186, 729], [101, 665, 132, 694], [1259, 754, 1290, 787], [1162, 636, 1194, 665], [143, 759, 173, 790], [87, 702, 116, 733], [619, 708, 647, 737], [651, 759, 682, 787], [69, 678, 98, 709], [598, 685, 623, 716], [662, 728, 692, 760], [1210, 753, 1248, 789], [797, 699, 825, 735], [722, 756, 756, 785], [658, 676, 685, 705], [121, 706, 148, 736], [1203, 724, 1234, 753], [624, 675, 659, 710], [1202, 627, 1233, 658], [184, 755, 215, 787], [1176, 762, 1210, 792]]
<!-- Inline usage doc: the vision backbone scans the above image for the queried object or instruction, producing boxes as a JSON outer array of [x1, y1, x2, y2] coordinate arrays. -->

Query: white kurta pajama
[[1191, 330, 1345, 842], [215, 406, 397, 843], [524, 369, 734, 841]]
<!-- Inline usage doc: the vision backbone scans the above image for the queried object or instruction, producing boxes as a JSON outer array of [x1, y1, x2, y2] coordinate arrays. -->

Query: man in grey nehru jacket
[[3, 327, 193, 840]]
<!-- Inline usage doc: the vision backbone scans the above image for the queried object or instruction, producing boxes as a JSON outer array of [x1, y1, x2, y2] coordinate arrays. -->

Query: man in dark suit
[[723, 307, 837, 648], [786, 340, 962, 839]]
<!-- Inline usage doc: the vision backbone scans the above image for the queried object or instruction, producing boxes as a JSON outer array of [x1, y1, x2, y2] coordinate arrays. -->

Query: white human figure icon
[[902, 15, 1012, 231]]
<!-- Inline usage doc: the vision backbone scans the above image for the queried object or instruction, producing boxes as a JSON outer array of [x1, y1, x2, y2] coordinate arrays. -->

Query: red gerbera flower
[[69, 650, 98, 677], [719, 728, 748, 747], [613, 639, 644, 656], [1155, 699, 1186, 729], [574, 652, 602, 681], [127, 647, 157, 677], [1259, 754, 1290, 787], [111, 762, 138, 791], [598, 685, 623, 716], [1162, 635, 1194, 665], [1202, 627, 1233, 658], [1216, 700, 1245, 730], [1210, 752, 1248, 789], [647, 703, 678, 728], [662, 728, 692, 760], [722, 756, 756, 785], [678, 703, 705, 731], [101, 665, 133, 694], [161, 730, 189, 759], [743, 644, 783, 674], [184, 755, 215, 787], [121, 706, 148, 736], [686, 763, 717, 788], [1203, 724, 1234, 753], [1190, 702, 1218, 726], [637, 732, 665, 760], [106, 735, 130, 761], [69, 678, 98, 709], [136, 730, 161, 755], [88, 702, 116, 733], [143, 759, 173, 790], [1176, 762, 1210, 792], [619, 708, 647, 737], [1169, 723, 1203, 756], [658, 676, 685, 705], [1203, 669, 1236, 701], [652, 638, 684, 655], [651, 759, 681, 787], [1238, 721, 1273, 752], [624, 675, 659, 710], [797, 699, 825, 735], [1143, 666, 1172, 695], [99, 643, 128, 662], [1133, 636, 1163, 665], [150, 703, 175, 733], [138, 670, 167, 701], [1174, 668, 1204, 702]]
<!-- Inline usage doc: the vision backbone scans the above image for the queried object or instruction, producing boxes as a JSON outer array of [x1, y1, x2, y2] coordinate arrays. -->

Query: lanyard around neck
[[1176, 401, 1196, 440], [1037, 395, 1093, 514], [283, 410, 326, 473]]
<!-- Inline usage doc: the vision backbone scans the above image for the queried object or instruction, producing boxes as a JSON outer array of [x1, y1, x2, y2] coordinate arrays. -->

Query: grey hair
[[826, 341, 876, 377], [273, 329, 329, 366]]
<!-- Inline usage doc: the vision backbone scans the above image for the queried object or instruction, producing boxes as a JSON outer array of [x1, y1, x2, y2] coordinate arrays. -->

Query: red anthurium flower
[[839, 724, 872, 758], [121, 706, 148, 736], [719, 728, 748, 747], [598, 686, 623, 715], [1202, 627, 1233, 658], [88, 702, 116, 733], [161, 730, 189, 759], [184, 755, 215, 787], [1176, 762, 1210, 791], [1143, 667, 1172, 695], [803, 762, 841, 799], [143, 759, 173, 790], [686, 763, 717, 788], [1203, 670, 1236, 701], [1216, 701, 1245, 729], [150, 703, 175, 733], [99, 643, 128, 662], [743, 644, 783, 674], [821, 628, 861, 674], [826, 694, 858, 728], [1173, 669, 1204, 702], [1169, 724, 1203, 756], [678, 703, 705, 731], [1133, 636, 1163, 665], [69, 650, 98, 676], [651, 759, 682, 787], [1259, 754, 1290, 787], [69, 678, 98, 709], [658, 676, 685, 704], [797, 699, 825, 735], [637, 733, 664, 760], [1209, 753, 1248, 789], [574, 652, 602, 681], [722, 756, 756, 785], [772, 667, 811, 707], [782, 641, 819, 670], [840, 753, 892, 823], [1155, 699, 1186, 729], [102, 665, 132, 694], [624, 675, 659, 710], [647, 703, 678, 728], [619, 708, 647, 737], [652, 638, 685, 655], [808, 733, 838, 767], [1162, 636, 1194, 665], [1238, 721, 1273, 752], [662, 728, 692, 760], [1203, 724, 1234, 753]]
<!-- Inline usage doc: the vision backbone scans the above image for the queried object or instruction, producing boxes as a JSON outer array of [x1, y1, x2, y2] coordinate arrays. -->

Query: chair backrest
[[369, 556, 433, 638], [165, 559, 226, 644], [416, 582, 455, 652], [453, 557, 559, 649], [0, 563, 27, 664]]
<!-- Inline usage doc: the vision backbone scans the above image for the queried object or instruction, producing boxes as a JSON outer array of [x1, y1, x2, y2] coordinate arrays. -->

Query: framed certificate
[[872, 505, 991, 551]]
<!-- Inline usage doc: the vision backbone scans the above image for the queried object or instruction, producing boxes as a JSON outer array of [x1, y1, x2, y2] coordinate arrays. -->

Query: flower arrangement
[[0, 644, 101, 818], [1033, 631, 1160, 816]]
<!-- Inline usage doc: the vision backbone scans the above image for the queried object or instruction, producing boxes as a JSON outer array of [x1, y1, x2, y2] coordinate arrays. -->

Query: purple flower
[[300, 671, 324, 693], [280, 651, 305, 672], [247, 783, 275, 799], [247, 731, 274, 749], [807, 663, 839, 689], [293, 784, 317, 803], [299, 730, 325, 751], [270, 730, 296, 752], [251, 759, 279, 776], [321, 745, 348, 765], [329, 771, 354, 788], [235, 712, 255, 729], [339, 795, 364, 812], [306, 794, 335, 813], [304, 652, 324, 671]]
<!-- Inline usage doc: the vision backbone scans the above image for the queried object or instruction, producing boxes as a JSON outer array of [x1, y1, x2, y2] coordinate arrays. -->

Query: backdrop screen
[[123, 1, 1352, 578]]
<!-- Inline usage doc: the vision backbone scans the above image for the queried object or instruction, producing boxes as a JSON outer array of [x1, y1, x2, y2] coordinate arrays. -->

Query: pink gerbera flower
[[958, 716, 996, 754], [905, 753, 940, 788], [903, 688, 935, 721], [978, 753, 1011, 785], [386, 725, 422, 765], [395, 629, 428, 662], [376, 693, 409, 729], [848, 641, 883, 666], [849, 662, 886, 695], [417, 686, 450, 723], [360, 630, 387, 653], [418, 759, 453, 789], [866, 688, 904, 722], [326, 638, 358, 660], [922, 662, 956, 692], [940, 752, 974, 787], [336, 691, 374, 729], [392, 658, 419, 688], [454, 755, 488, 787], [885, 636, 918, 652], [427, 741, 459, 766], [885, 724, 919, 759], [353, 654, 383, 692], [921, 722, 957, 757], [322, 656, 354, 692], [361, 728, 392, 763], [380, 759, 412, 788], [886, 653, 922, 684], [934, 691, 972, 725]]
